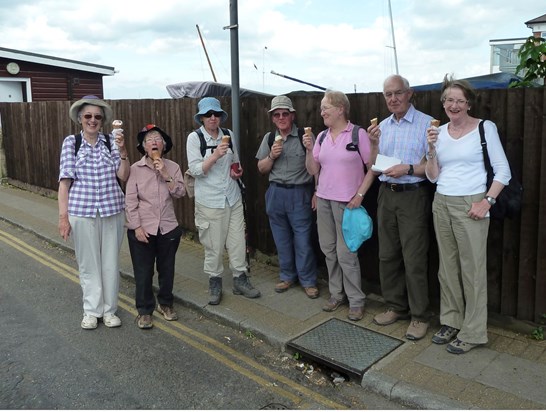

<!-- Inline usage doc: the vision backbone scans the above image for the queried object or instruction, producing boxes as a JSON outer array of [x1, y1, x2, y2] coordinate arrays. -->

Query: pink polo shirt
[[313, 122, 371, 202], [125, 156, 185, 235]]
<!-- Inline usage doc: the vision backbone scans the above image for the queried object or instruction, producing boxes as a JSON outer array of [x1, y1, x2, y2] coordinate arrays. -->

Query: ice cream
[[431, 119, 440, 128], [150, 149, 161, 160], [370, 118, 378, 127], [111, 119, 123, 150], [274, 135, 283, 146], [221, 135, 231, 144], [304, 127, 312, 135]]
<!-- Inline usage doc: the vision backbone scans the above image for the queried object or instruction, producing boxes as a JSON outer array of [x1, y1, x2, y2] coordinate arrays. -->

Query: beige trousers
[[432, 192, 489, 344], [195, 199, 247, 278], [316, 197, 366, 308], [69, 213, 125, 317]]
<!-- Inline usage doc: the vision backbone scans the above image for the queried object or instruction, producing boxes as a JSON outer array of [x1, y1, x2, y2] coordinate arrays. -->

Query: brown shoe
[[304, 286, 319, 299], [373, 309, 410, 326], [348, 307, 364, 321], [157, 304, 178, 321], [275, 280, 295, 293], [137, 314, 153, 329], [406, 320, 429, 340], [322, 296, 346, 312]]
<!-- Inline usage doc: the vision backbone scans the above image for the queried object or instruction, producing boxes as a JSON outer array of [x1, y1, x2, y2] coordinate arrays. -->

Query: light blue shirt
[[378, 104, 432, 184], [186, 126, 241, 209]]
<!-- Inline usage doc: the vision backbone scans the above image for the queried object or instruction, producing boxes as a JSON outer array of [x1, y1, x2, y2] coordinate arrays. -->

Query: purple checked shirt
[[58, 133, 125, 217]]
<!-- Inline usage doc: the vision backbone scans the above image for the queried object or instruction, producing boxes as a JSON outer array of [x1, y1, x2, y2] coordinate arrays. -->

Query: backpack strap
[[195, 128, 233, 157], [75, 133, 112, 156], [318, 125, 367, 172], [268, 128, 306, 153], [74, 133, 82, 156]]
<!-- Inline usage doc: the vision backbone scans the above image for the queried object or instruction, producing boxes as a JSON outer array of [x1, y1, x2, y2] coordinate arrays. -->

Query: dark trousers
[[127, 226, 182, 315], [377, 185, 431, 320]]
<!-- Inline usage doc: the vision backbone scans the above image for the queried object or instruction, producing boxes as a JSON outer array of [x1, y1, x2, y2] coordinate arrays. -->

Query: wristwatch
[[407, 165, 414, 176], [485, 196, 496, 206]]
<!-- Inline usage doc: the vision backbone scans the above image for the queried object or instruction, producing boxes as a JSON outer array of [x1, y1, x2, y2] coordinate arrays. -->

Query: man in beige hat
[[256, 95, 319, 299]]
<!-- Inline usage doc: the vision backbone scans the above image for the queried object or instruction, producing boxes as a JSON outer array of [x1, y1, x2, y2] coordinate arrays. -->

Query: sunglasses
[[272, 111, 291, 119], [82, 114, 103, 120], [202, 111, 223, 118]]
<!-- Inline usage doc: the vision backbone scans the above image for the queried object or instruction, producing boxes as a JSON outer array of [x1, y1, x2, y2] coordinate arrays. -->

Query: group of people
[[58, 71, 511, 355]]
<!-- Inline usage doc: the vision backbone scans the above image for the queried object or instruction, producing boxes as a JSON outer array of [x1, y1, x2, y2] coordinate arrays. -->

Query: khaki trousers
[[195, 199, 247, 278], [317, 197, 366, 308], [433, 192, 489, 344]]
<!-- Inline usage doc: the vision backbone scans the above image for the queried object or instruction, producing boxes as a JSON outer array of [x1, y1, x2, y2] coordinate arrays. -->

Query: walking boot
[[209, 276, 222, 305], [232, 273, 261, 299]]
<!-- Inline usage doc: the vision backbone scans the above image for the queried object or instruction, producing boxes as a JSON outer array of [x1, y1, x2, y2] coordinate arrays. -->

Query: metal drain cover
[[287, 318, 403, 379]]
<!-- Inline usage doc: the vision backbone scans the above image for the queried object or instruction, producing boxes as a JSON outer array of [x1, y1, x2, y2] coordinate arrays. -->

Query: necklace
[[448, 122, 467, 139]]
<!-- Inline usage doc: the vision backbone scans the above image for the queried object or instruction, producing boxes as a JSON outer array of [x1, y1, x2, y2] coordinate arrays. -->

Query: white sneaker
[[103, 314, 122, 328], [81, 314, 98, 330]]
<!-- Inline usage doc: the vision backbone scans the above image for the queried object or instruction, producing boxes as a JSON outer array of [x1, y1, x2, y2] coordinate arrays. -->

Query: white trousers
[[194, 199, 247, 278], [69, 213, 125, 317]]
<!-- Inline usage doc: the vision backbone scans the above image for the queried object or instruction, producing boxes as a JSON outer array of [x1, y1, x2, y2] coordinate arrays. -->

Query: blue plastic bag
[[342, 206, 373, 253]]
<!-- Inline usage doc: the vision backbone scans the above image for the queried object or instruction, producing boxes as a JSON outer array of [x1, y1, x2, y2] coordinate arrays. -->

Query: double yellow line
[[0, 228, 348, 410]]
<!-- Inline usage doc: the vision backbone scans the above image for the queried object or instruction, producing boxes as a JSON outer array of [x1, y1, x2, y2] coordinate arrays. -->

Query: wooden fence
[[0, 88, 545, 323]]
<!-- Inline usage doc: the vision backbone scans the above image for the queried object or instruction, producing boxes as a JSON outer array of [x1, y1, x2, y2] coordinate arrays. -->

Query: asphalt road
[[0, 219, 403, 409]]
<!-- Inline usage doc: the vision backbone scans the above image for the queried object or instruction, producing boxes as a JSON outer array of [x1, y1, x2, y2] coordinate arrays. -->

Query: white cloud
[[1, 0, 544, 98]]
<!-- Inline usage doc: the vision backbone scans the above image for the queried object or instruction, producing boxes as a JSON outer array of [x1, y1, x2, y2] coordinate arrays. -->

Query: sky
[[1, 0, 544, 99]]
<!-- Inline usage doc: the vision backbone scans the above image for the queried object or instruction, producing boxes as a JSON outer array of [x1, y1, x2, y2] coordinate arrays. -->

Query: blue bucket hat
[[342, 206, 373, 253], [193, 97, 228, 125]]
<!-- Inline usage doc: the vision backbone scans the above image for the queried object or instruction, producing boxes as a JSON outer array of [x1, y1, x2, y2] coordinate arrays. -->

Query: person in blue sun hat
[[187, 97, 261, 305]]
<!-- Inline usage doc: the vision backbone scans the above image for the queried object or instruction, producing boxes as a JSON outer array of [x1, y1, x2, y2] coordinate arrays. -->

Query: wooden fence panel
[[1, 88, 545, 322]]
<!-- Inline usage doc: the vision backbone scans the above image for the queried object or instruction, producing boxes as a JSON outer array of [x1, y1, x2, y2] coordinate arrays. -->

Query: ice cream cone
[[274, 135, 283, 147], [150, 149, 161, 160], [222, 135, 231, 144], [431, 119, 440, 127], [370, 118, 378, 127], [304, 127, 312, 135]]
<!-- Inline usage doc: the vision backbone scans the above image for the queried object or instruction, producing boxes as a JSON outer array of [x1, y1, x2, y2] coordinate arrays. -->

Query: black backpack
[[317, 125, 367, 172], [194, 127, 232, 157], [267, 127, 306, 152]]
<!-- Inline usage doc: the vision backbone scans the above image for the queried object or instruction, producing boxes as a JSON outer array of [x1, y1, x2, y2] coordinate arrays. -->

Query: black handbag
[[479, 120, 523, 219]]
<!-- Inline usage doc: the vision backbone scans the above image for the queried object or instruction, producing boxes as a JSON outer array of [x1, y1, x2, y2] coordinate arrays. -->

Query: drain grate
[[287, 318, 403, 380]]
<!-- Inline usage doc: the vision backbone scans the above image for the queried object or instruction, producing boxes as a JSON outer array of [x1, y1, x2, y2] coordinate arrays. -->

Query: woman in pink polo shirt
[[304, 90, 376, 322]]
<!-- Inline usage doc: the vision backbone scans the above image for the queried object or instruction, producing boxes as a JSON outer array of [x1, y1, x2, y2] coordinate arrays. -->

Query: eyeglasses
[[383, 90, 407, 99], [444, 98, 468, 106], [145, 136, 164, 144], [82, 114, 103, 120], [202, 111, 223, 118], [272, 111, 291, 119], [320, 106, 335, 112]]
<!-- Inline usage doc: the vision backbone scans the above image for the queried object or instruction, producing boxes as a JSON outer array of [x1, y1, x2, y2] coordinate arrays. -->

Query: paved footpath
[[1, 182, 545, 409]]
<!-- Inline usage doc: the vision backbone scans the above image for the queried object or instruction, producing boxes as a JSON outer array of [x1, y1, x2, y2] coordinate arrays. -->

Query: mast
[[196, 24, 217, 82], [388, 0, 399, 74]]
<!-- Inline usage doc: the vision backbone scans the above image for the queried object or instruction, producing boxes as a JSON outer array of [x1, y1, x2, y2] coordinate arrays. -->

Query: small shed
[[0, 47, 115, 103]]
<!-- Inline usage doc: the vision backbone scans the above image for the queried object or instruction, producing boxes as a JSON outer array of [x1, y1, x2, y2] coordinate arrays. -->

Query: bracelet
[[267, 154, 274, 161], [165, 177, 173, 183], [120, 156, 128, 160], [426, 151, 436, 159], [356, 193, 364, 198]]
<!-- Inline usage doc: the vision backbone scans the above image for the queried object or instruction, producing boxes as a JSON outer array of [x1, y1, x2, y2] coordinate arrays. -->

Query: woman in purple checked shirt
[[58, 96, 129, 330]]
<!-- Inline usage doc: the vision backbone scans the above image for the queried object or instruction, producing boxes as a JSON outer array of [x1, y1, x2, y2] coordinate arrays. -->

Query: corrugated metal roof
[[0, 47, 115, 75]]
